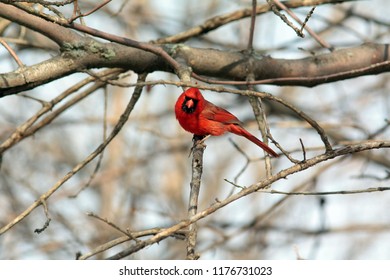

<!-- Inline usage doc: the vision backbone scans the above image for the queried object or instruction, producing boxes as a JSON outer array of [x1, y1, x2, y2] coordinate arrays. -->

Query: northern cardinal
[[175, 88, 279, 157]]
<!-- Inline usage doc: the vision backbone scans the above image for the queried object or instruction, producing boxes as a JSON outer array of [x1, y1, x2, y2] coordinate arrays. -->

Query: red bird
[[175, 88, 279, 157]]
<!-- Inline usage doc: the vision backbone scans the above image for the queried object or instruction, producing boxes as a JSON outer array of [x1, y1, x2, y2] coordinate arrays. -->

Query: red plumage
[[175, 87, 279, 157]]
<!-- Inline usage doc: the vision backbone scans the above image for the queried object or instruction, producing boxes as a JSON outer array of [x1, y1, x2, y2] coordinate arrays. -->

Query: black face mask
[[182, 96, 198, 114]]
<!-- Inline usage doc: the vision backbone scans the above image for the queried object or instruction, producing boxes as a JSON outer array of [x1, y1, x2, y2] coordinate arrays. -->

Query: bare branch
[[68, 0, 111, 23], [263, 186, 390, 196], [186, 137, 206, 260], [0, 37, 24, 67]]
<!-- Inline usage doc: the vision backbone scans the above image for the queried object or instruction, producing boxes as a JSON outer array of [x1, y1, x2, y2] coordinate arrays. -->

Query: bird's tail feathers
[[230, 125, 279, 157]]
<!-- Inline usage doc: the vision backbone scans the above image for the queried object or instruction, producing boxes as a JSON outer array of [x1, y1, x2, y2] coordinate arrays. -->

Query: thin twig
[[248, 96, 274, 175], [34, 198, 51, 234], [247, 0, 257, 51], [86, 212, 140, 242], [69, 0, 111, 23], [0, 37, 24, 67], [271, 0, 333, 50], [267, 0, 304, 37], [263, 186, 390, 196], [300, 6, 316, 33], [299, 138, 307, 161], [79, 227, 187, 260], [6, 0, 75, 6]]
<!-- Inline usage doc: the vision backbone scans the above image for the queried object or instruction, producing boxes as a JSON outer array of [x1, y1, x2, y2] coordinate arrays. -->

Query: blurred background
[[0, 0, 390, 259]]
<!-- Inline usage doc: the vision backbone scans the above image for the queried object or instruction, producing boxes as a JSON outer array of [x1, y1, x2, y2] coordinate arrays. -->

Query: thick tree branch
[[1, 41, 389, 97], [0, 4, 389, 97], [183, 43, 390, 86]]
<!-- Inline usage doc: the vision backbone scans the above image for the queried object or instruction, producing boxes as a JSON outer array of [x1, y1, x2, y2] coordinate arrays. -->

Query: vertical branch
[[186, 135, 206, 260], [176, 67, 205, 260], [247, 0, 274, 176], [248, 96, 273, 176], [247, 0, 257, 50]]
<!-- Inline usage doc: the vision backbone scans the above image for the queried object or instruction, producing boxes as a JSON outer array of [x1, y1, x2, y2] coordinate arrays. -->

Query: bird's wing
[[202, 101, 243, 125]]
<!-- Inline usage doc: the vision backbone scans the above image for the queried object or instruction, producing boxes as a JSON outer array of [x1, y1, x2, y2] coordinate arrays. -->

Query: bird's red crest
[[183, 87, 202, 100]]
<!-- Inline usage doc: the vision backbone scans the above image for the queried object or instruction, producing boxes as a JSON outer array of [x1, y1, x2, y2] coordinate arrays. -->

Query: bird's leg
[[188, 135, 209, 157]]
